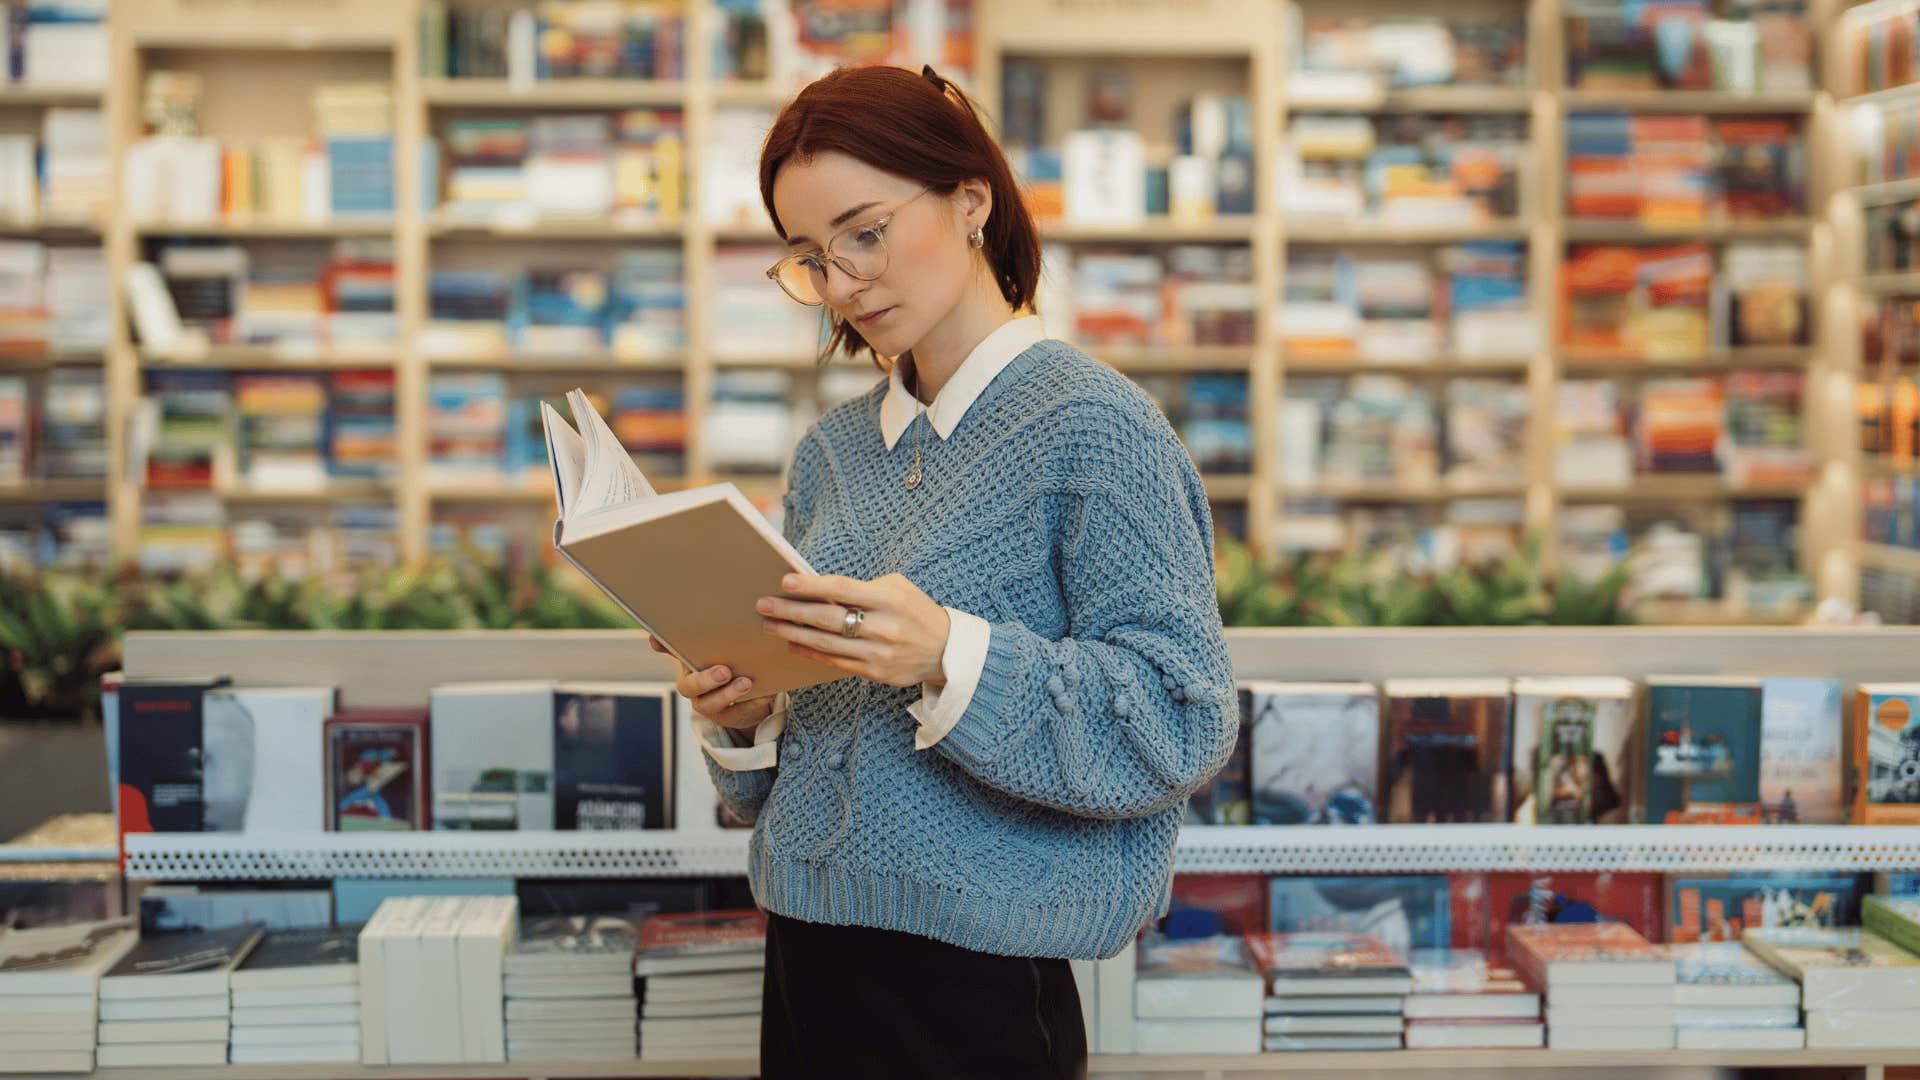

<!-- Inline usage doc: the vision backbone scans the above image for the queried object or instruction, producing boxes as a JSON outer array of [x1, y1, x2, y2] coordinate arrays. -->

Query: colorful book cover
[[1382, 679, 1512, 823], [1510, 678, 1636, 825], [324, 709, 430, 831], [1407, 948, 1533, 997], [634, 909, 767, 960], [1169, 875, 1268, 937], [115, 676, 231, 839], [431, 681, 553, 831], [1667, 941, 1796, 989], [1187, 688, 1252, 824], [1135, 933, 1259, 981], [1482, 872, 1662, 957], [1758, 678, 1843, 825], [1644, 677, 1763, 824], [1667, 873, 1861, 944], [1268, 875, 1451, 956], [1505, 922, 1661, 988], [552, 682, 674, 830], [1857, 684, 1920, 824], [1247, 681, 1379, 825], [1244, 931, 1409, 980]]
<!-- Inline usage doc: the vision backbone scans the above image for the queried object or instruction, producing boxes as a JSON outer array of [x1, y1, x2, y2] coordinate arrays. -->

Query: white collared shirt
[[696, 315, 1046, 771]]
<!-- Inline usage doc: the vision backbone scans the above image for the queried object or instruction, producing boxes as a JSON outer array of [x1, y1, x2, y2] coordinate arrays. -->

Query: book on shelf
[[1482, 872, 1662, 960], [1743, 927, 1920, 1012], [542, 387, 837, 700], [1246, 681, 1379, 826], [1858, 683, 1920, 824], [1132, 933, 1264, 1020], [1381, 678, 1512, 824], [632, 909, 768, 978], [324, 708, 431, 832], [1403, 948, 1540, 1021], [1510, 677, 1638, 825], [1268, 875, 1451, 956], [1243, 931, 1413, 997], [1505, 921, 1670, 991], [1643, 675, 1762, 824]]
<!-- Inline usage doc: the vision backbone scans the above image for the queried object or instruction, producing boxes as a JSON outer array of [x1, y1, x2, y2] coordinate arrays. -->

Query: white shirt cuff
[[694, 692, 787, 771], [906, 607, 989, 751]]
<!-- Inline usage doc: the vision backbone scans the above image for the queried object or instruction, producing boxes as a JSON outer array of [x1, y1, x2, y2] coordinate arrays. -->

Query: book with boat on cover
[[541, 388, 841, 700]]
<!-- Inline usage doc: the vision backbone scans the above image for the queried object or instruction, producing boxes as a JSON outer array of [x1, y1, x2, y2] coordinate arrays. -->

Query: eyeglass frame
[[764, 185, 940, 307]]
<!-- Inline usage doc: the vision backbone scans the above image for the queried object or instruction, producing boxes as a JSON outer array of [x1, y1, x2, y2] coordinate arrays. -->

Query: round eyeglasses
[[766, 187, 935, 306]]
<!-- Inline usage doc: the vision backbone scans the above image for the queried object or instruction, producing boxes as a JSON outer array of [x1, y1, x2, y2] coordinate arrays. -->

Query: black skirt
[[759, 910, 1088, 1080]]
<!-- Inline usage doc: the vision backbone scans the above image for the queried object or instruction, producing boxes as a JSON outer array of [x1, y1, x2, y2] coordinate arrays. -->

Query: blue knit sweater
[[704, 337, 1239, 960]]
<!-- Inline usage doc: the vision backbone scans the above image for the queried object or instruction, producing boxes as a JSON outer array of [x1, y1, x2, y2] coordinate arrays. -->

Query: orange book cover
[[1856, 685, 1920, 824]]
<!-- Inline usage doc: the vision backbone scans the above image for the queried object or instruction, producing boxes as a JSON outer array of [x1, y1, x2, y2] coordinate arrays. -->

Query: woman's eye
[[849, 226, 884, 248]]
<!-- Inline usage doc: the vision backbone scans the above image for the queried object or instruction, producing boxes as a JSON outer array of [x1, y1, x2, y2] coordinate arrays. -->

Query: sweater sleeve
[[699, 428, 822, 825], [931, 416, 1240, 821]]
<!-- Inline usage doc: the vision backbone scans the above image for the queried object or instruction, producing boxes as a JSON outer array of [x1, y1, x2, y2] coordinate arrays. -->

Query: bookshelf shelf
[[1866, 455, 1919, 478], [1290, 482, 1529, 503], [1846, 174, 1920, 206], [1559, 347, 1814, 373], [0, 83, 100, 105], [1285, 220, 1532, 244], [420, 78, 685, 108], [1037, 217, 1257, 243], [1857, 270, 1920, 295], [424, 353, 687, 373], [1100, 345, 1257, 372], [1560, 89, 1818, 113], [1562, 217, 1815, 242], [1560, 476, 1808, 501], [143, 347, 400, 370], [1203, 474, 1254, 501], [1861, 542, 1920, 578], [1, 349, 105, 370], [118, 823, 1920, 882], [0, 479, 102, 501], [0, 216, 98, 236], [1281, 357, 1532, 377], [131, 219, 396, 239], [1287, 85, 1535, 115], [427, 216, 681, 241]]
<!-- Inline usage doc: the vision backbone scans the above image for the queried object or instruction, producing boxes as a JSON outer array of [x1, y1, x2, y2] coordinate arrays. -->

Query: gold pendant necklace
[[904, 362, 925, 490]]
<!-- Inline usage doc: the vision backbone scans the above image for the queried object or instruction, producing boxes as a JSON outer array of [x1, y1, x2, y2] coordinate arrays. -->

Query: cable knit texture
[[702, 337, 1239, 960]]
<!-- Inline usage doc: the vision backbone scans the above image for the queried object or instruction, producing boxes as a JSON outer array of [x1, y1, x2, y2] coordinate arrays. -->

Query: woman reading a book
[[647, 63, 1238, 1079]]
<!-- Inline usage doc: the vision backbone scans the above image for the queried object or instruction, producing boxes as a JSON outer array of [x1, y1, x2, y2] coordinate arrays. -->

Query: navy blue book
[[115, 675, 231, 834], [552, 683, 675, 830]]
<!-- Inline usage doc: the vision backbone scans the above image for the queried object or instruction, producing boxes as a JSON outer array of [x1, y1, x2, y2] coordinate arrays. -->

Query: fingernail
[[714, 666, 729, 680], [734, 678, 751, 690], [783, 575, 799, 588], [756, 599, 773, 613]]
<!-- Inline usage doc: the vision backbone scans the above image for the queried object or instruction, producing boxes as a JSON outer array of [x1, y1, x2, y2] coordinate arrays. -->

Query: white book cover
[[431, 682, 555, 831], [516, 1038, 640, 1061], [0, 917, 137, 996], [94, 1041, 228, 1068], [96, 1018, 229, 1044], [0, 1011, 95, 1033], [1093, 942, 1135, 1053], [506, 1018, 637, 1040], [231, 1041, 362, 1064], [375, 897, 430, 1064], [1547, 1025, 1674, 1050], [1134, 1017, 1261, 1054], [1544, 1003, 1676, 1028], [1246, 681, 1380, 825], [1264, 1032, 1403, 1051], [200, 685, 336, 833], [1062, 129, 1146, 227], [457, 894, 518, 1063], [414, 897, 468, 1064], [1263, 1013, 1401, 1035], [237, 984, 358, 1009], [354, 899, 392, 1065], [0, 1029, 94, 1053], [506, 973, 636, 998], [1404, 1020, 1544, 1049], [641, 997, 759, 1019], [1133, 935, 1264, 1020], [228, 1024, 359, 1047], [1677, 1025, 1803, 1050], [233, 1003, 359, 1027], [1805, 1008, 1920, 1048], [509, 997, 637, 1021], [2, 1050, 93, 1072]]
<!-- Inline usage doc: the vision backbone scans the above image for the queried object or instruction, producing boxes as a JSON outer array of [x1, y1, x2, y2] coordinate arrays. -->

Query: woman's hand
[[758, 572, 951, 689], [649, 636, 777, 731]]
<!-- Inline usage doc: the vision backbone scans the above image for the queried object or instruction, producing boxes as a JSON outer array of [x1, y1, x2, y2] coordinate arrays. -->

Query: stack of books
[[97, 922, 266, 1068], [0, 917, 138, 1074], [1745, 924, 1920, 1049], [632, 910, 766, 1063], [1131, 933, 1264, 1053], [228, 927, 362, 1065], [1245, 931, 1411, 1052], [1507, 922, 1675, 1050], [504, 915, 639, 1062], [1667, 942, 1803, 1050], [1402, 948, 1542, 1049]]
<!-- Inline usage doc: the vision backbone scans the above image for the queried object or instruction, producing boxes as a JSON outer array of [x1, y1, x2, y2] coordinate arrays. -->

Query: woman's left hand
[[757, 572, 950, 689]]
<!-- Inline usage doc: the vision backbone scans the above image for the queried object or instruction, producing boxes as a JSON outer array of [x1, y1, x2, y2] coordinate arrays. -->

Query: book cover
[[1168, 874, 1267, 937], [231, 927, 359, 982], [1857, 684, 1920, 824], [1382, 679, 1511, 823], [1510, 677, 1635, 825], [1742, 927, 1920, 979], [1758, 678, 1843, 825], [634, 909, 768, 960], [199, 686, 336, 834], [1186, 688, 1252, 824], [115, 676, 230, 839], [0, 917, 139, 994], [1666, 873, 1861, 943], [432, 681, 554, 831], [1863, 895, 1920, 957], [1243, 931, 1409, 980], [1505, 922, 1662, 988], [1406, 948, 1533, 997], [552, 682, 674, 830], [1668, 941, 1799, 991], [1482, 872, 1662, 958], [508, 914, 641, 975], [105, 922, 266, 980], [323, 709, 430, 832], [1267, 874, 1451, 956], [1134, 933, 1261, 987], [1644, 677, 1763, 824], [1247, 681, 1379, 825]]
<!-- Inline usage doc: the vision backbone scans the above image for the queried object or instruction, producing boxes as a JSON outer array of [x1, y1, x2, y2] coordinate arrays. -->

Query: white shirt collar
[[879, 316, 1047, 450]]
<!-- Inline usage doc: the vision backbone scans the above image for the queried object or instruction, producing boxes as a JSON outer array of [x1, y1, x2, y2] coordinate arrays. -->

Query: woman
[[649, 63, 1238, 1079]]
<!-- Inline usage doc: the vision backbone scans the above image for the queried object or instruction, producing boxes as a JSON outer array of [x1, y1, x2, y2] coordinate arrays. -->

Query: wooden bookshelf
[[0, 0, 1843, 626]]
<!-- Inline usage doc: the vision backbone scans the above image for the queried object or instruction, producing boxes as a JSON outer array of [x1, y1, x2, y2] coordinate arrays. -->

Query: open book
[[542, 389, 842, 700]]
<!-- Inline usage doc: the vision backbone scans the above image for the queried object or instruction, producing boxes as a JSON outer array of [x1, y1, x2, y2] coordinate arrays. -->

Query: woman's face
[[771, 151, 977, 358]]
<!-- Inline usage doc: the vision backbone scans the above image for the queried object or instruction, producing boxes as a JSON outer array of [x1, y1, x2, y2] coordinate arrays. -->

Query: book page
[[540, 402, 584, 518], [567, 387, 656, 516]]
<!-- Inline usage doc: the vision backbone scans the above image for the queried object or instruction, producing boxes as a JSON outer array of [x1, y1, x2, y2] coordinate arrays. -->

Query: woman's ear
[[958, 176, 993, 233]]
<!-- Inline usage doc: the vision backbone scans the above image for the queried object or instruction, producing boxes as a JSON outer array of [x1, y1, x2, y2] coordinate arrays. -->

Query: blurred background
[[0, 0, 1914, 773]]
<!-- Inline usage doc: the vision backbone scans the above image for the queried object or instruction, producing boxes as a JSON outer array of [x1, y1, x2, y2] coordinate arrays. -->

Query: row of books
[[107, 677, 678, 838], [1865, 563, 1920, 623], [419, 0, 686, 83], [1564, 0, 1812, 95], [1132, 373, 1254, 476], [1044, 243, 1257, 348], [1556, 499, 1810, 610], [0, 107, 107, 227], [1863, 295, 1920, 370], [136, 369, 395, 492], [1846, 0, 1920, 96], [434, 110, 684, 229], [0, 241, 106, 355], [1856, 96, 1920, 186], [1863, 196, 1920, 275], [1274, 496, 1528, 569], [423, 253, 683, 360], [1279, 374, 1526, 491], [1281, 242, 1537, 363], [1283, 114, 1524, 226], [135, 496, 401, 578], [1191, 675, 1899, 828], [1860, 374, 1920, 465], [0, 499, 106, 573], [1284, 12, 1527, 105], [1567, 113, 1805, 223], [1866, 471, 1920, 553], [127, 239, 397, 356], [1564, 242, 1808, 360], [0, 1, 104, 90], [0, 366, 103, 483]]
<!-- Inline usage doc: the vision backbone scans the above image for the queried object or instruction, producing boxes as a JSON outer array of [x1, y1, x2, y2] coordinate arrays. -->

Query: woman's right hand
[[650, 636, 776, 731]]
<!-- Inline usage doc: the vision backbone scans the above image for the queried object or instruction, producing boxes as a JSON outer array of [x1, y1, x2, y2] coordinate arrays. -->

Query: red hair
[[759, 64, 1042, 368]]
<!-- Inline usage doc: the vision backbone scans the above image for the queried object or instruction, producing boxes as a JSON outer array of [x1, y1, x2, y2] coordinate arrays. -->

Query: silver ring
[[841, 607, 865, 638]]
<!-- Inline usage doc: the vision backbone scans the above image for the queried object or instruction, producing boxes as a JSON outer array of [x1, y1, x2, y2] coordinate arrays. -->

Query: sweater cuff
[[693, 693, 787, 772], [906, 607, 990, 751], [932, 620, 1032, 768]]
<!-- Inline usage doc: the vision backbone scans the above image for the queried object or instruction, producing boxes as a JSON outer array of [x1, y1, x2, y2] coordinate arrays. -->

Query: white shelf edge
[[121, 824, 1920, 881]]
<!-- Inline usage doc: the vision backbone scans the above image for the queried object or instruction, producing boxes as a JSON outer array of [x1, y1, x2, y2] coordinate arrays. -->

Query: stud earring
[[969, 227, 985, 249]]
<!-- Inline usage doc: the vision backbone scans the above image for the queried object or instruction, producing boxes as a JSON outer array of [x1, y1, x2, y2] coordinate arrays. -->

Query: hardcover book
[[0, 917, 140, 995], [114, 675, 231, 839], [323, 709, 430, 832], [1268, 874, 1451, 956], [1757, 677, 1843, 825], [1246, 681, 1379, 825], [1243, 931, 1412, 995], [1482, 872, 1661, 958], [1856, 683, 1920, 824], [552, 682, 675, 830], [1505, 922, 1670, 989], [1644, 676, 1763, 824], [1382, 678, 1512, 823], [1510, 677, 1636, 825]]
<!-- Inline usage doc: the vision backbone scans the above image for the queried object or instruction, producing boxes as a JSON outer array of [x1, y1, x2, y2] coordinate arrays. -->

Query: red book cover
[[1169, 875, 1267, 937], [1450, 872, 1490, 950], [323, 708, 430, 831], [635, 909, 769, 959], [1482, 872, 1662, 957], [1505, 922, 1660, 990], [1244, 931, 1407, 979]]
